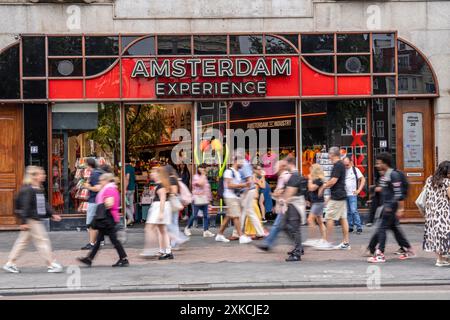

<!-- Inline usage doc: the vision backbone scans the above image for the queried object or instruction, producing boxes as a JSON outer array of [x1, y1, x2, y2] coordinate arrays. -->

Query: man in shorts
[[215, 156, 252, 244], [316, 147, 351, 251]]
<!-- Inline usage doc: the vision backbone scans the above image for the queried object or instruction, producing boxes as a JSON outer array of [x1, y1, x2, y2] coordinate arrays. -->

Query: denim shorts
[[310, 202, 325, 216], [86, 202, 98, 225]]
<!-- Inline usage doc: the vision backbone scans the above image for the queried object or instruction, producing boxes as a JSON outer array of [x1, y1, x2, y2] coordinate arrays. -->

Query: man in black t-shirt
[[316, 147, 351, 251]]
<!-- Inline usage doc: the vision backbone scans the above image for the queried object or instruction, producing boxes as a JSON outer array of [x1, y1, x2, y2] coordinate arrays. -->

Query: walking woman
[[3, 166, 63, 273], [423, 161, 450, 267], [144, 167, 174, 260], [303, 164, 327, 247], [184, 164, 214, 238], [78, 173, 129, 267], [255, 165, 273, 223]]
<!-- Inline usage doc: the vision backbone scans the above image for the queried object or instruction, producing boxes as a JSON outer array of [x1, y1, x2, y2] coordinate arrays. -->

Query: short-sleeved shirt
[[239, 160, 255, 190], [223, 168, 242, 199], [345, 166, 364, 196], [286, 171, 308, 197], [88, 169, 102, 203], [330, 160, 347, 200], [309, 179, 324, 203], [125, 164, 136, 191]]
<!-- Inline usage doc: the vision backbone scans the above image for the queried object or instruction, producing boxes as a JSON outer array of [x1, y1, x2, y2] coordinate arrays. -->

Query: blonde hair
[[310, 164, 325, 181], [23, 166, 43, 185]]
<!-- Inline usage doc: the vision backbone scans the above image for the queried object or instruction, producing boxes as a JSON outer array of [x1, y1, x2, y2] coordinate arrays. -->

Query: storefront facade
[[0, 1, 447, 229]]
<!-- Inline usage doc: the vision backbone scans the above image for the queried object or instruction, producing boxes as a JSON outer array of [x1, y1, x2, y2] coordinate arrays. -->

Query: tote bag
[[415, 187, 427, 216]]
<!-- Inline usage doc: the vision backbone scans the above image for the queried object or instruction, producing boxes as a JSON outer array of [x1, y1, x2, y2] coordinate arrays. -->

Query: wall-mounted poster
[[403, 112, 423, 168]]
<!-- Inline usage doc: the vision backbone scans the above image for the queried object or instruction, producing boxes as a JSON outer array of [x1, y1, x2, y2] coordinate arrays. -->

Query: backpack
[[390, 169, 409, 201], [218, 168, 239, 199], [178, 180, 193, 206]]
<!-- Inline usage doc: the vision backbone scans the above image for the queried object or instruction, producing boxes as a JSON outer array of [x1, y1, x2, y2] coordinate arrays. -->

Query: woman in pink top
[[78, 173, 129, 268], [184, 164, 214, 238]]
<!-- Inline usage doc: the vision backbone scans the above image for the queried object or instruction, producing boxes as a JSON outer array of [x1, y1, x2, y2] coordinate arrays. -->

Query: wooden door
[[0, 104, 23, 229], [396, 99, 434, 220]]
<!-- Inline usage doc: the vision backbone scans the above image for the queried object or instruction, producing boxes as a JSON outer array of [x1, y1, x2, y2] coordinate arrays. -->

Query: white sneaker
[[314, 241, 335, 251], [47, 262, 63, 273], [215, 234, 230, 243], [203, 230, 215, 238], [184, 227, 192, 237], [334, 242, 351, 250], [140, 249, 160, 257], [302, 239, 320, 247], [239, 235, 253, 244], [435, 260, 450, 267], [3, 263, 20, 273]]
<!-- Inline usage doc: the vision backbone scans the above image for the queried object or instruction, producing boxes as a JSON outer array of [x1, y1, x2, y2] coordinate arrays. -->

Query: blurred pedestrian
[[78, 173, 129, 267], [423, 161, 450, 267], [3, 166, 63, 273], [184, 164, 215, 238], [125, 159, 136, 226], [177, 162, 191, 221]]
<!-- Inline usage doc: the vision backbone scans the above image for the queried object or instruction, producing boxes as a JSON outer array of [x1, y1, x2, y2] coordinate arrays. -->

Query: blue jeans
[[262, 213, 283, 248], [347, 195, 362, 230], [187, 204, 210, 231]]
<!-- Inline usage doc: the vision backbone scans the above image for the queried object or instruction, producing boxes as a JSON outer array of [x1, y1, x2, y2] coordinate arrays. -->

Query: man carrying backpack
[[367, 152, 416, 263]]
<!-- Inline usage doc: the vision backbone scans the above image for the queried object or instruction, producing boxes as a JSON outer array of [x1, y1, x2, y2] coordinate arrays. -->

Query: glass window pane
[[301, 34, 334, 53], [265, 36, 296, 54], [397, 40, 436, 94], [122, 36, 155, 56], [372, 33, 395, 73], [85, 36, 119, 56], [51, 103, 121, 214], [23, 80, 46, 99], [337, 55, 370, 73], [48, 36, 82, 56], [303, 55, 334, 73], [277, 34, 299, 50], [157, 36, 191, 55], [229, 35, 263, 54], [86, 58, 117, 76], [24, 104, 48, 176], [49, 58, 83, 77], [0, 44, 20, 99], [373, 76, 396, 95], [23, 36, 46, 77], [194, 35, 227, 55], [337, 34, 370, 53]]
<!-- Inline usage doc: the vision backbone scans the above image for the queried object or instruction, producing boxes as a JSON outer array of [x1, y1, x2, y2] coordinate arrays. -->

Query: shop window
[[157, 36, 191, 55], [373, 76, 396, 95], [265, 36, 297, 54], [276, 34, 299, 50], [229, 35, 263, 54], [376, 120, 385, 138], [301, 34, 334, 53], [121, 36, 139, 52], [51, 103, 121, 214], [303, 55, 334, 73], [374, 99, 384, 112], [412, 78, 418, 90], [337, 33, 370, 53], [86, 58, 117, 76], [48, 36, 82, 56], [49, 58, 83, 77], [0, 44, 20, 99], [85, 36, 119, 56], [301, 100, 369, 206], [337, 55, 370, 74], [24, 105, 48, 180], [22, 36, 46, 77], [23, 80, 46, 99], [122, 36, 155, 56], [397, 40, 436, 94], [372, 33, 395, 73], [194, 35, 227, 55]]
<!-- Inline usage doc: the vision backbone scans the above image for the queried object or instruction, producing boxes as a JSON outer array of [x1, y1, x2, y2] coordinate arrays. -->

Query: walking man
[[316, 147, 351, 250], [343, 156, 366, 234], [125, 159, 136, 226], [367, 152, 415, 263], [215, 156, 252, 244]]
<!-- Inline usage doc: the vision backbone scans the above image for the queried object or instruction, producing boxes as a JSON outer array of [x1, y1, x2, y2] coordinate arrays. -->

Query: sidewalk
[[0, 224, 446, 296]]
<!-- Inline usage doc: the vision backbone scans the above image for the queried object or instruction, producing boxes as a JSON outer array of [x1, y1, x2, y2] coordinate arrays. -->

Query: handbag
[[169, 194, 184, 212], [91, 203, 115, 230], [415, 187, 427, 216], [193, 195, 209, 205]]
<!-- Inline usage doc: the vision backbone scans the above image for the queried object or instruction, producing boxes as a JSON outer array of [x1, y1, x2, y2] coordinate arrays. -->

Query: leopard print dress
[[423, 177, 450, 254]]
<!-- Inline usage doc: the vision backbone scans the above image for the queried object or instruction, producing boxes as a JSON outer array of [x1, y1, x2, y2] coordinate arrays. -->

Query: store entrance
[[124, 103, 192, 223]]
